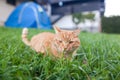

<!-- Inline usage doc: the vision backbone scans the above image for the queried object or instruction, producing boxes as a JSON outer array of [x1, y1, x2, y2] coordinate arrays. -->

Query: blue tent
[[5, 2, 52, 29]]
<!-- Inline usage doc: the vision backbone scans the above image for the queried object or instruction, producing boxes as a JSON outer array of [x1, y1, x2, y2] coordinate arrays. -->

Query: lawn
[[0, 27, 120, 80]]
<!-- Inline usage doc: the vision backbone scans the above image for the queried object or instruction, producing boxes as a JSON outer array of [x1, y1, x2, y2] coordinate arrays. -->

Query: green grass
[[0, 27, 120, 80]]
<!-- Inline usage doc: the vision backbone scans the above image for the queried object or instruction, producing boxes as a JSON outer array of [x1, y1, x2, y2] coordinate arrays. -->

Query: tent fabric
[[5, 2, 52, 29]]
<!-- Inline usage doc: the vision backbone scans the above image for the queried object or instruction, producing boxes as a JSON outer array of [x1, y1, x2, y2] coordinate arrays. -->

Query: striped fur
[[21, 26, 80, 58]]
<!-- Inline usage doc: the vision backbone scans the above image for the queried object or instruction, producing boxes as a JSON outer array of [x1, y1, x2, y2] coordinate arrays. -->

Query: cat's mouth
[[63, 51, 73, 58], [64, 47, 76, 52], [63, 49, 74, 54]]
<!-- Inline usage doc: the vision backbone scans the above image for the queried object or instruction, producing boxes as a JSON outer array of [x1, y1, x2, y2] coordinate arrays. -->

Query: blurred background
[[0, 0, 120, 33]]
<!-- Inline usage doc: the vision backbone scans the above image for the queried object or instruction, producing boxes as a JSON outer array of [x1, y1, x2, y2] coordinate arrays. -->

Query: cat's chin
[[63, 50, 72, 55], [63, 52, 73, 58]]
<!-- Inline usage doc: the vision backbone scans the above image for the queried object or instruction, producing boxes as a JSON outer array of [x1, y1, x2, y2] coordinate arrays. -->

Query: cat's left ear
[[54, 26, 61, 33], [73, 29, 80, 36]]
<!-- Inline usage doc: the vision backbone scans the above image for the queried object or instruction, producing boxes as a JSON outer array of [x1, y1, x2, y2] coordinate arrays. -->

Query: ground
[[0, 27, 120, 80]]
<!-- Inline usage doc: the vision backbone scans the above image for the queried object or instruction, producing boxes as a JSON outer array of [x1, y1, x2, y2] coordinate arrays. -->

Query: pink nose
[[65, 47, 67, 49], [64, 47, 67, 50]]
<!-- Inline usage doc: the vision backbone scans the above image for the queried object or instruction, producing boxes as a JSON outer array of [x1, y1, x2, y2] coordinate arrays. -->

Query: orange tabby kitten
[[22, 26, 80, 58]]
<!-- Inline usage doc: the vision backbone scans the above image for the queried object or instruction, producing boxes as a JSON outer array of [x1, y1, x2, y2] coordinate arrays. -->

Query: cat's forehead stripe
[[60, 32, 73, 40]]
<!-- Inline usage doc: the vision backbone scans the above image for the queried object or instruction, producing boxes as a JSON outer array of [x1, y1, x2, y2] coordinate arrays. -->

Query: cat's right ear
[[54, 26, 61, 33], [73, 29, 80, 36]]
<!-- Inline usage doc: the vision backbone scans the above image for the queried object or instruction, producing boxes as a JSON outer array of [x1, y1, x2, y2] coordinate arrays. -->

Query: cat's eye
[[69, 41, 74, 44], [59, 40, 62, 43]]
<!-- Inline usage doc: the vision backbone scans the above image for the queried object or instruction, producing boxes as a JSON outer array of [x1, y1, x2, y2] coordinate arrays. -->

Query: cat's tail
[[21, 28, 31, 46]]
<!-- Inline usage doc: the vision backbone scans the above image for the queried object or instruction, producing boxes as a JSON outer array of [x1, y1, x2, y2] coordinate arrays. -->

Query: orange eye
[[69, 41, 74, 44], [59, 40, 62, 43]]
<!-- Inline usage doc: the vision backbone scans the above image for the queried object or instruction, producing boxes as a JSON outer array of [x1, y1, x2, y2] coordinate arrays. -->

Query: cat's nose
[[64, 47, 67, 50], [64, 44, 67, 50]]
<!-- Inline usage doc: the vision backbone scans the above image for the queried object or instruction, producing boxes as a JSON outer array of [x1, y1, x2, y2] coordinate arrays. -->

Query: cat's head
[[53, 26, 80, 55]]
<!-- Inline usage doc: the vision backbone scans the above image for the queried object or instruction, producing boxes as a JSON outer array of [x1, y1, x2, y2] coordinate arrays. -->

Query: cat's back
[[30, 32, 55, 53], [31, 32, 55, 41]]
